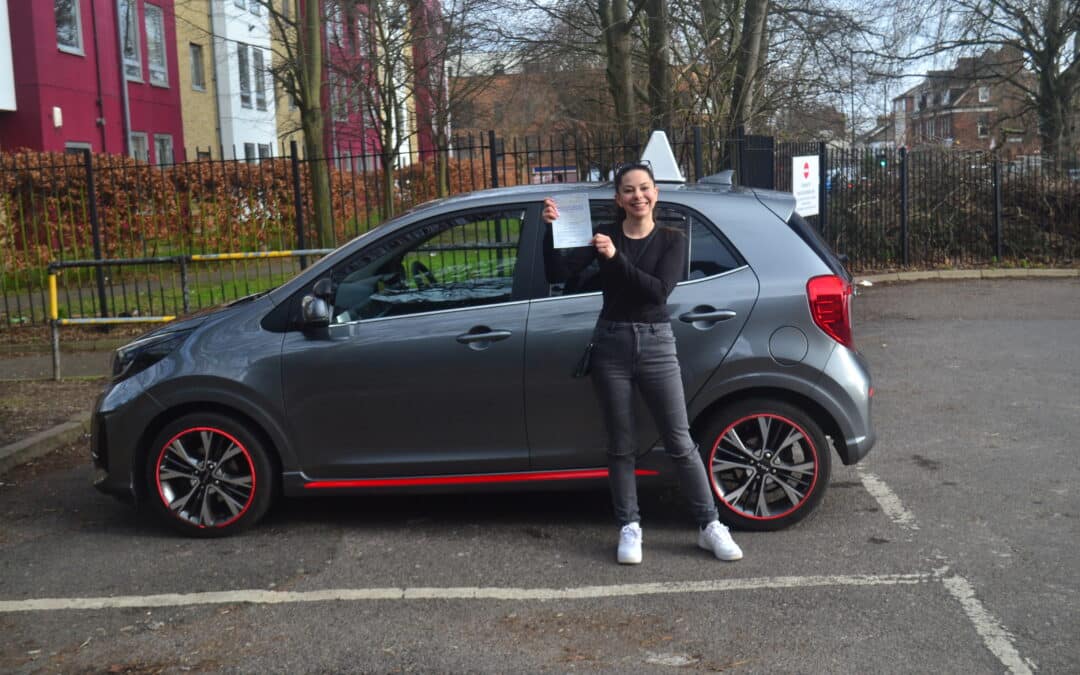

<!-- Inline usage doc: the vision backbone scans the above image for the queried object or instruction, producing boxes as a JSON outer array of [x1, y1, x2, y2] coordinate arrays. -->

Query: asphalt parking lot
[[1, 278, 1077, 673]]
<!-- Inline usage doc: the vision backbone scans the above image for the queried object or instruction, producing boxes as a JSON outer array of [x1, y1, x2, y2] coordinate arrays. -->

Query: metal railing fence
[[2, 133, 1078, 332]]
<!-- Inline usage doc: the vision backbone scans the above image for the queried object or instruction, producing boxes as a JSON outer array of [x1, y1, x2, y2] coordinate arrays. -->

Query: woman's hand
[[542, 197, 559, 223], [592, 233, 616, 259]]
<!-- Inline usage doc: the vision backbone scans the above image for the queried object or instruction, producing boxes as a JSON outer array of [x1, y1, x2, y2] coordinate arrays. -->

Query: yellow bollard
[[48, 273, 58, 321]]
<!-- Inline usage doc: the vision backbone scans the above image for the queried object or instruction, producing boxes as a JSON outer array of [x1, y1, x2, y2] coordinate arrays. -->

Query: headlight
[[111, 329, 193, 382]]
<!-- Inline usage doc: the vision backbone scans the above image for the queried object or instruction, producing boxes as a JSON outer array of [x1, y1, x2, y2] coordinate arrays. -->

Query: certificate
[[551, 193, 594, 249]]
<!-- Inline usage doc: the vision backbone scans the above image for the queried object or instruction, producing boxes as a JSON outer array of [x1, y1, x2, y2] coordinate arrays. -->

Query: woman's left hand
[[592, 233, 616, 259]]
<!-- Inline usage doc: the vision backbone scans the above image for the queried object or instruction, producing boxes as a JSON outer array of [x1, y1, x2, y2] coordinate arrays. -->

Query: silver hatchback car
[[91, 149, 874, 537]]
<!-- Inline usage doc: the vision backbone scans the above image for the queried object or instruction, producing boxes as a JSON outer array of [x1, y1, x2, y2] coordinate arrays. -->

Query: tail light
[[807, 275, 854, 349]]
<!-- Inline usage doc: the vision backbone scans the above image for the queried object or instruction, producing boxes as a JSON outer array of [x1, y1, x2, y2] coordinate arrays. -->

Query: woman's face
[[615, 168, 658, 220]]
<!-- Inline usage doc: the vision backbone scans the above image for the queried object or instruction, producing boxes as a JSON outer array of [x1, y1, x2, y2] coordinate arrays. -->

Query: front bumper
[[90, 385, 165, 502]]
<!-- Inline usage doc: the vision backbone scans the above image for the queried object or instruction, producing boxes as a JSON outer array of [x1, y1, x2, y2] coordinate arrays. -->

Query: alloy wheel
[[154, 426, 256, 529], [708, 413, 819, 520]]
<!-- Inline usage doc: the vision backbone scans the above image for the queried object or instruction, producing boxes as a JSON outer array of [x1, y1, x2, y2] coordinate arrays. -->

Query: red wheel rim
[[154, 426, 256, 528], [707, 413, 819, 520]]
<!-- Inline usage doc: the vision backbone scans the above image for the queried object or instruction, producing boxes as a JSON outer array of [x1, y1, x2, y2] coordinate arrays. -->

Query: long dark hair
[[612, 162, 656, 226]]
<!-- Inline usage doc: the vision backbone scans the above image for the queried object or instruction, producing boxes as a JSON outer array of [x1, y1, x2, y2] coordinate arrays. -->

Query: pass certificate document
[[551, 193, 594, 249]]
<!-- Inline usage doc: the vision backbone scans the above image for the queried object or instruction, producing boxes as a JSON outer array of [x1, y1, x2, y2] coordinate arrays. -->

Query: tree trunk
[[729, 0, 769, 135], [598, 0, 636, 144], [300, 0, 332, 247], [645, 0, 671, 131]]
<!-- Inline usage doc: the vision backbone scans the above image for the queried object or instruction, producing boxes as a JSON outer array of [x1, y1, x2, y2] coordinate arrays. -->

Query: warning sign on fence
[[792, 155, 820, 217]]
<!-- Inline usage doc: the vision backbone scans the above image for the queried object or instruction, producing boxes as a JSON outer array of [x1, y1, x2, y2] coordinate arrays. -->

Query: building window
[[977, 115, 989, 138], [253, 48, 267, 110], [64, 142, 93, 154], [244, 143, 257, 162], [55, 0, 84, 54], [942, 89, 951, 105], [249, 0, 261, 14], [197, 149, 212, 160], [119, 0, 142, 81], [282, 0, 290, 19], [978, 86, 990, 103], [928, 118, 935, 137], [258, 143, 272, 159], [145, 4, 168, 87], [154, 134, 174, 165], [190, 43, 206, 90], [238, 43, 252, 108], [234, 0, 245, 8], [130, 132, 149, 162]]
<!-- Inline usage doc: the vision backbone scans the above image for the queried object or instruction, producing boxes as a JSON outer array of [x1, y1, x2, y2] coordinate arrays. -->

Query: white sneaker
[[617, 522, 642, 564], [698, 521, 743, 561]]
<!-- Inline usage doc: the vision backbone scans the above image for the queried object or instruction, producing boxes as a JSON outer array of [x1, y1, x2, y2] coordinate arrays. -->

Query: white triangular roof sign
[[640, 130, 685, 182]]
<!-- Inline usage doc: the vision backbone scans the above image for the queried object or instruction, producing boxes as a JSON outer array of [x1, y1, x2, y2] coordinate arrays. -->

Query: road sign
[[792, 155, 820, 217]]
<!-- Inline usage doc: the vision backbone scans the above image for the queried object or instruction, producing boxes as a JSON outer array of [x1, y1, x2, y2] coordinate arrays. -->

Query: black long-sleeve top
[[598, 226, 686, 323], [543, 223, 687, 323]]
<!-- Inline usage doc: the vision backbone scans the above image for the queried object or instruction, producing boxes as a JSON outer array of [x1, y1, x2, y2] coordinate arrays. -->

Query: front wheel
[[145, 413, 274, 537], [699, 399, 831, 531]]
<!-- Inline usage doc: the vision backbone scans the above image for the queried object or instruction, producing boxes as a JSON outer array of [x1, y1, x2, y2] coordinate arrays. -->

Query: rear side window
[[786, 213, 850, 281], [541, 201, 743, 297]]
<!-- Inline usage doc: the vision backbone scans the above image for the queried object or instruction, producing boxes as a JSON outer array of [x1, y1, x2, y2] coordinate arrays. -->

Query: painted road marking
[[858, 468, 919, 530], [942, 575, 1035, 675], [0, 571, 1034, 672], [0, 572, 940, 613]]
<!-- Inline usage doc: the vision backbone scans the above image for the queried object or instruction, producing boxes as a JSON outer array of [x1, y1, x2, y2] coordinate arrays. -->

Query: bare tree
[[263, 0, 333, 247], [900, 0, 1079, 165]]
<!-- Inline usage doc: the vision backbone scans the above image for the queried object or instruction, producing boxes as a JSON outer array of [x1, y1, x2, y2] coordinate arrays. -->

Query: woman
[[543, 163, 743, 565]]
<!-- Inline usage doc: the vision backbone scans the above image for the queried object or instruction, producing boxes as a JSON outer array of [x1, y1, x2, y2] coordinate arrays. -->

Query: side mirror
[[301, 294, 331, 328]]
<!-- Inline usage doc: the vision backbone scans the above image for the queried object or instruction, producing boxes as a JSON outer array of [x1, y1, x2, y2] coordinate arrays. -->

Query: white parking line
[[942, 575, 1035, 675], [857, 468, 919, 530], [0, 571, 938, 613]]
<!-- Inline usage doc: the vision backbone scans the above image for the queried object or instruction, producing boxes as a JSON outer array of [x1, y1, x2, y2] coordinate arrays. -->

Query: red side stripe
[[304, 468, 660, 489]]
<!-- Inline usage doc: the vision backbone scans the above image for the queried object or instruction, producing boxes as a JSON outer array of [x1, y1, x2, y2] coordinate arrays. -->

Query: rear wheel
[[699, 399, 831, 531], [145, 413, 274, 537]]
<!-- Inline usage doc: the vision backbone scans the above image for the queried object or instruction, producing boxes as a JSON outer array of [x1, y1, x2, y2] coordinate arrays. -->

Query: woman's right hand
[[542, 197, 559, 223]]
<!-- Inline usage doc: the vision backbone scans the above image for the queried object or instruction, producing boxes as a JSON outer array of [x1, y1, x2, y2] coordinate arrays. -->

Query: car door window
[[329, 208, 524, 323], [542, 202, 742, 297]]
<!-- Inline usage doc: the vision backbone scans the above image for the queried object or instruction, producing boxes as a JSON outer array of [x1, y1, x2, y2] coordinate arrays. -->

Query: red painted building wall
[[0, 0, 184, 161]]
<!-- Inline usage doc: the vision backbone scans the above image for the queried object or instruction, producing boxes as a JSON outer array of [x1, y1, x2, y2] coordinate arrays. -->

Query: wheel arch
[[690, 386, 845, 460], [131, 401, 284, 503]]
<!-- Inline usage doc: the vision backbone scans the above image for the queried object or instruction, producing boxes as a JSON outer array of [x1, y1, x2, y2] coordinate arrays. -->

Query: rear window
[[786, 213, 850, 281]]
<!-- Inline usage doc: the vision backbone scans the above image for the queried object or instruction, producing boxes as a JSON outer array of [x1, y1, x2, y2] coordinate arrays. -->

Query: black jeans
[[590, 320, 719, 527]]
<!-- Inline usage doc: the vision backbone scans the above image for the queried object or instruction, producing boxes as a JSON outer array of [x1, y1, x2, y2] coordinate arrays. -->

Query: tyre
[[699, 398, 831, 531], [145, 412, 274, 537]]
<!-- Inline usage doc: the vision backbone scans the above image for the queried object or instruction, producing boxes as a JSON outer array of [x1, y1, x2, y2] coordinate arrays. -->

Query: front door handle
[[678, 308, 737, 323], [455, 328, 513, 344]]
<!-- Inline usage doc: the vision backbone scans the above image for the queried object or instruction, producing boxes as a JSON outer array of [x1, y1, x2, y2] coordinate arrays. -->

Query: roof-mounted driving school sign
[[792, 155, 820, 217]]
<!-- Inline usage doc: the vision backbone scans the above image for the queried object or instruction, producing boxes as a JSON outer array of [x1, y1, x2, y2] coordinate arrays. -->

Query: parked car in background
[[91, 137, 875, 537]]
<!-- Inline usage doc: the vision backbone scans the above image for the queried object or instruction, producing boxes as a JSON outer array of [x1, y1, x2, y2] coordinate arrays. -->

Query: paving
[[0, 275, 1077, 673]]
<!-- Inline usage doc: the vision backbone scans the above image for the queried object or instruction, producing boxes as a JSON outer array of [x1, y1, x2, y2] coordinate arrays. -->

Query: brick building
[[891, 47, 1040, 158], [0, 0, 186, 162]]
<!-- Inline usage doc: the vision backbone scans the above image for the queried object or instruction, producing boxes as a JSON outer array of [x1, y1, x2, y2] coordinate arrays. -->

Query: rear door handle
[[455, 329, 513, 344], [678, 309, 737, 323]]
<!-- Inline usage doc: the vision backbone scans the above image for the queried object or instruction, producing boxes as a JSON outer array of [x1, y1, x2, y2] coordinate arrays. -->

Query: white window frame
[[130, 132, 149, 162], [190, 43, 206, 91], [119, 0, 142, 81], [253, 48, 267, 111], [238, 43, 252, 108], [154, 134, 174, 165], [144, 4, 168, 87], [55, 0, 84, 55], [978, 86, 990, 103]]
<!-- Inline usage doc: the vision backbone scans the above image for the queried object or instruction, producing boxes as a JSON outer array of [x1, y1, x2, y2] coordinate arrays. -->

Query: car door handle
[[678, 308, 737, 323], [455, 329, 513, 344]]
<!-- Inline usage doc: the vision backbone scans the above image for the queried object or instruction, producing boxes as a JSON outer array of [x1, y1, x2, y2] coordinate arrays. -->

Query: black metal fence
[[2, 131, 1078, 331]]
